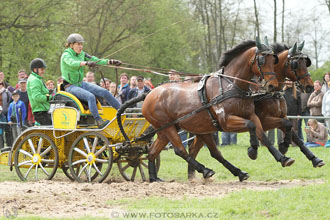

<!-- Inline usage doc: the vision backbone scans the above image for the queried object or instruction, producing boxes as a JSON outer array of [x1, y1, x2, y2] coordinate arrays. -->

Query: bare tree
[[281, 0, 285, 42], [307, 14, 329, 69], [274, 0, 277, 42], [253, 0, 260, 38], [325, 0, 330, 14]]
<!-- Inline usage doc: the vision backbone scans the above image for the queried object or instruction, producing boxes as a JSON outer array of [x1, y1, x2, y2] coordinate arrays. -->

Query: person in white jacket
[[322, 81, 330, 133]]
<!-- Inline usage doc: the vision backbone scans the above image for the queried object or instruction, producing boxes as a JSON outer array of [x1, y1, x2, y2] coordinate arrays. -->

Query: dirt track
[[0, 178, 323, 218]]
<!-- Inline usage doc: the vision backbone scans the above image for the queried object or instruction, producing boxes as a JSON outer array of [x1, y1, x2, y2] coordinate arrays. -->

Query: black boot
[[247, 146, 258, 160], [148, 160, 163, 182], [278, 142, 289, 155]]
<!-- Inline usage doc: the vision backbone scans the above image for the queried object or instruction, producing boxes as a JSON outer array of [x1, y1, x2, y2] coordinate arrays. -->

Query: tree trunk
[[253, 0, 260, 38], [0, 33, 2, 69], [313, 32, 319, 69], [325, 0, 330, 14], [281, 0, 285, 42], [231, 0, 242, 47], [204, 1, 213, 71], [273, 0, 277, 42]]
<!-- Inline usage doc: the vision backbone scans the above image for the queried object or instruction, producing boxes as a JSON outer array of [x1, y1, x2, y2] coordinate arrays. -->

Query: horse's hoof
[[281, 157, 295, 167], [149, 177, 164, 183], [247, 147, 258, 160], [238, 171, 249, 182], [203, 168, 215, 179], [278, 143, 288, 155], [312, 158, 325, 168]]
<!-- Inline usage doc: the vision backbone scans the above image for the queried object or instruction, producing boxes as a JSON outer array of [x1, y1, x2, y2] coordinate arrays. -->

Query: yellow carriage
[[0, 89, 160, 182]]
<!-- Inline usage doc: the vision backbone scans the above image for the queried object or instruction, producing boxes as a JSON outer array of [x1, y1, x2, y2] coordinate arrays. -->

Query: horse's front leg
[[148, 132, 169, 182], [187, 134, 204, 180], [163, 126, 215, 179], [198, 133, 249, 182], [250, 114, 295, 167], [220, 115, 260, 160], [261, 117, 293, 155]]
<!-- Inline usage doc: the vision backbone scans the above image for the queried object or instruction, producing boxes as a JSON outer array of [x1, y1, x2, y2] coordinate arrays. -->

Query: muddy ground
[[0, 178, 323, 218]]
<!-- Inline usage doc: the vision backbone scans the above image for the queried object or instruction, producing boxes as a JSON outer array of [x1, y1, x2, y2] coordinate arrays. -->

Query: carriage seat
[[53, 84, 103, 116]]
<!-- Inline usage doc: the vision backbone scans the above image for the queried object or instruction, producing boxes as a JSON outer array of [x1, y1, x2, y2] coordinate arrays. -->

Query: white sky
[[242, 0, 330, 66]]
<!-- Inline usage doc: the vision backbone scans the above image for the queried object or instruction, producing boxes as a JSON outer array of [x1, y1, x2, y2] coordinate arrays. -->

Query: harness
[[133, 70, 255, 142], [197, 70, 252, 131], [253, 91, 283, 104]]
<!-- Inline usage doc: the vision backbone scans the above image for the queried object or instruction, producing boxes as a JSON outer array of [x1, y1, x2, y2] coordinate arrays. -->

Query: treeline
[[1, 0, 329, 86]]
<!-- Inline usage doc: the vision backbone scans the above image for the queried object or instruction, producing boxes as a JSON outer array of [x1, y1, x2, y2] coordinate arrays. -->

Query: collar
[[31, 72, 43, 79], [119, 83, 129, 89], [65, 47, 81, 56]]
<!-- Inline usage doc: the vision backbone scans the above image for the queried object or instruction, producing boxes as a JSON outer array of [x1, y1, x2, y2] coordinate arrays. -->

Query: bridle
[[250, 49, 278, 87], [283, 53, 311, 90]]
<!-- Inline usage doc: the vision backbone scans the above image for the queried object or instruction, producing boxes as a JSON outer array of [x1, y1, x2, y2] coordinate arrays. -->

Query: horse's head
[[250, 36, 279, 92], [280, 41, 313, 93]]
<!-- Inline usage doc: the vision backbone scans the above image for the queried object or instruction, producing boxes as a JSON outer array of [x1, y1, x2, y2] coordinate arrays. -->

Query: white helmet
[[67, 33, 84, 44]]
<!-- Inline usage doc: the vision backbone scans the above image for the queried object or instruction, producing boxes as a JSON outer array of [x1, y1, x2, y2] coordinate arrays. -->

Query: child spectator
[[7, 91, 26, 141], [0, 106, 6, 150]]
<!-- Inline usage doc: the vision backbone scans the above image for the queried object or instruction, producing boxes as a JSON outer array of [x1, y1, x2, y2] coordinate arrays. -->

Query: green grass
[[155, 131, 330, 182], [108, 183, 330, 220]]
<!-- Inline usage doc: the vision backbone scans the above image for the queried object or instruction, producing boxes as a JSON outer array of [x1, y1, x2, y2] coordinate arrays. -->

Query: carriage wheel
[[61, 161, 103, 181], [14, 133, 59, 181], [117, 154, 160, 182], [68, 132, 112, 183], [61, 163, 75, 181]]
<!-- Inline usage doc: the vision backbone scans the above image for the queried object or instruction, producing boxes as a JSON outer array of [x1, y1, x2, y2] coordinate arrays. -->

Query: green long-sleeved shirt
[[60, 48, 109, 86], [27, 72, 50, 112]]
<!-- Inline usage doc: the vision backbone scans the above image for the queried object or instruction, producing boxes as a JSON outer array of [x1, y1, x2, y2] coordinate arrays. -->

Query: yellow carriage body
[[0, 89, 152, 182]]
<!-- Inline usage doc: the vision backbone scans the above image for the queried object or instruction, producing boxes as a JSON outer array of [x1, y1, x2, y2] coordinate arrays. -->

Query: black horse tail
[[116, 92, 149, 144]]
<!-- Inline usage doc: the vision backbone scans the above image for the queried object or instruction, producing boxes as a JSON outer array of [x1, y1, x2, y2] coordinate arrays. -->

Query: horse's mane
[[271, 43, 289, 54], [218, 40, 256, 68]]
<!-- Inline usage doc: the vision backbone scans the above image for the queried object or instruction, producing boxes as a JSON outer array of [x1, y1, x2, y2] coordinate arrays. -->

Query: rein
[[100, 63, 262, 88]]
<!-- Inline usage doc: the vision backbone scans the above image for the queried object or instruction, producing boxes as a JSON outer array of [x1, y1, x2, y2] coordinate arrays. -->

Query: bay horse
[[187, 41, 324, 180], [142, 38, 294, 182], [249, 41, 325, 167]]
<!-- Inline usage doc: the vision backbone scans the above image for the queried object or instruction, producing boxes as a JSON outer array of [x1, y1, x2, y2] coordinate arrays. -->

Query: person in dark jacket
[[298, 88, 312, 141], [118, 73, 130, 104], [0, 81, 12, 147], [283, 80, 301, 146], [127, 76, 150, 107]]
